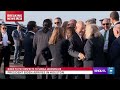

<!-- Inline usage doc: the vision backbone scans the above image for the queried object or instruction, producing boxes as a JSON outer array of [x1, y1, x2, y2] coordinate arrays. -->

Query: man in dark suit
[[0, 24, 14, 79], [109, 11, 120, 52], [110, 11, 120, 27], [12, 24, 25, 64], [109, 11, 120, 49], [110, 24, 120, 79], [68, 21, 85, 79], [23, 21, 38, 79], [100, 18, 113, 66]]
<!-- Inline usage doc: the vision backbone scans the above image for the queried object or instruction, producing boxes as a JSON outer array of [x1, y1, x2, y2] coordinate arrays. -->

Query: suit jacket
[[114, 21, 120, 26], [108, 28, 116, 52], [0, 31, 14, 50], [33, 30, 52, 66], [110, 36, 120, 65], [68, 32, 85, 67], [49, 39, 69, 67], [12, 29, 25, 46], [108, 22, 120, 52], [23, 31, 35, 66], [109, 36, 120, 78], [84, 35, 105, 67]]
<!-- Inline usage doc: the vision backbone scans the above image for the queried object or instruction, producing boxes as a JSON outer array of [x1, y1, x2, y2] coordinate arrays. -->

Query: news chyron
[[5, 67, 115, 75]]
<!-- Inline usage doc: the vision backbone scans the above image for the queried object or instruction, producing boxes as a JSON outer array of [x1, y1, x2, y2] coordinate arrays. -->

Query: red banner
[[6, 11, 24, 22], [6, 67, 92, 71]]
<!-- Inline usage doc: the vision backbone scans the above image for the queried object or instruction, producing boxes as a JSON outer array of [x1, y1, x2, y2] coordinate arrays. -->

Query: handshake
[[0, 41, 11, 44], [78, 53, 85, 61]]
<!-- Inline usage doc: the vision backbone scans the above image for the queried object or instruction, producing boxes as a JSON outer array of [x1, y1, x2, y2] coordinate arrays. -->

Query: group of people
[[0, 11, 120, 79]]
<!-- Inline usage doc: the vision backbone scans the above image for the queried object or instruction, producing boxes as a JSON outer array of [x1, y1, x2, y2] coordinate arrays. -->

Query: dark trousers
[[74, 60, 85, 79], [104, 52, 110, 66], [0, 46, 10, 79], [67, 57, 74, 79], [26, 74, 37, 79], [52, 74, 66, 79], [104, 52, 114, 79], [25, 65, 37, 79], [46, 61, 52, 79]]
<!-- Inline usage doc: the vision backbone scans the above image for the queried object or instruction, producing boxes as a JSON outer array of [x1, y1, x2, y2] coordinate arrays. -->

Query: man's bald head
[[113, 24, 120, 38], [114, 24, 120, 29]]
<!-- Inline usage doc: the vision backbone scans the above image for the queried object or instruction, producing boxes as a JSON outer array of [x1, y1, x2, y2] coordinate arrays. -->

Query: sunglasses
[[54, 22, 60, 24], [2, 28, 7, 29], [102, 23, 109, 25]]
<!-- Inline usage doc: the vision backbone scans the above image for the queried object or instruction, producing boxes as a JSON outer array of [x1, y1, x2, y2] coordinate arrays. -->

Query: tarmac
[[0, 55, 52, 79], [0, 55, 25, 79]]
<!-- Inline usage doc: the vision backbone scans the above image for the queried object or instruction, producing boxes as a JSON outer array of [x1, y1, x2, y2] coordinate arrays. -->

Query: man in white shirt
[[0, 24, 14, 79]]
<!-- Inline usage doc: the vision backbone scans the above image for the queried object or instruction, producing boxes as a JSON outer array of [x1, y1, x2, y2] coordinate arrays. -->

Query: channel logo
[[93, 67, 107, 74], [107, 67, 115, 74]]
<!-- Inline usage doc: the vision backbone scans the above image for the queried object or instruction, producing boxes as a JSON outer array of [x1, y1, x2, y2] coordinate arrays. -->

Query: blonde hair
[[85, 24, 101, 39], [49, 27, 64, 45]]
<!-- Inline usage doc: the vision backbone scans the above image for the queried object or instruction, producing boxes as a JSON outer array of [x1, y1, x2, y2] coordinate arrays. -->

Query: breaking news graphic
[[0, 11, 120, 79], [6, 11, 24, 22]]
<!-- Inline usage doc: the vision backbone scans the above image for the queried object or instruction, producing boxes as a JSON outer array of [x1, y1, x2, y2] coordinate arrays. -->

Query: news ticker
[[5, 67, 115, 75]]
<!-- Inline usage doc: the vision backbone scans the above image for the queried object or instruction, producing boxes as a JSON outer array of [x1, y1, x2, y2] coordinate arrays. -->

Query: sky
[[0, 11, 120, 26]]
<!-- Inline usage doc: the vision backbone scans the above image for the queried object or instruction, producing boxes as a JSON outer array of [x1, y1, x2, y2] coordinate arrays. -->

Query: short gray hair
[[86, 18, 96, 24]]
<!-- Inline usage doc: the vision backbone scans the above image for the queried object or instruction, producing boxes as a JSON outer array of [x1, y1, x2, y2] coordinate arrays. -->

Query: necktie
[[104, 30, 107, 41], [80, 36, 83, 43]]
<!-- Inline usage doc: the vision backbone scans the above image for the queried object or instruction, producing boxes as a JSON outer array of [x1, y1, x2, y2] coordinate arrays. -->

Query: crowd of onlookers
[[0, 11, 120, 79]]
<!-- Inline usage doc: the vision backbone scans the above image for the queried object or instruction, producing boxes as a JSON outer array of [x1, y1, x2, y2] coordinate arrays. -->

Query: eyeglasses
[[2, 28, 7, 30], [54, 22, 60, 24], [102, 23, 109, 26]]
